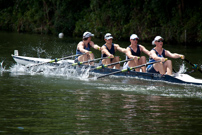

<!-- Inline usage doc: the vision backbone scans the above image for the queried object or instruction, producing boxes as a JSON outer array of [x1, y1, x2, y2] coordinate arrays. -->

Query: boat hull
[[91, 67, 202, 85]]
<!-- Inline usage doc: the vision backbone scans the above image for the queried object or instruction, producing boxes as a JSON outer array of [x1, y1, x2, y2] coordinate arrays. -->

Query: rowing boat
[[11, 50, 202, 86]]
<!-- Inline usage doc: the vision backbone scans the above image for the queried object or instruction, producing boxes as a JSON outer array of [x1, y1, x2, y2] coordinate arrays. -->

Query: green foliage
[[1, 0, 202, 43]]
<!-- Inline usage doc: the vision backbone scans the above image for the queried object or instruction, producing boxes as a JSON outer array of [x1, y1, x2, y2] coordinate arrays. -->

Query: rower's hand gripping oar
[[26, 53, 87, 68], [90, 58, 136, 70], [184, 58, 202, 73], [96, 60, 162, 79]]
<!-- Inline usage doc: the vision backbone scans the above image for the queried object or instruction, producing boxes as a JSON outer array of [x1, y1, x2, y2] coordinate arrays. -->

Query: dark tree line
[[1, 0, 202, 43]]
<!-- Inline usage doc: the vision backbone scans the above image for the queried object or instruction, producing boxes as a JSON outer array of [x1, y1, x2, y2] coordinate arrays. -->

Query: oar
[[90, 58, 135, 70], [26, 53, 87, 68], [184, 58, 202, 73], [71, 56, 110, 66], [96, 60, 161, 79]]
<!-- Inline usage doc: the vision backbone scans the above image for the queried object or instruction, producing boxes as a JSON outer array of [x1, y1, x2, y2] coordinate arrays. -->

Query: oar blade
[[184, 58, 202, 73]]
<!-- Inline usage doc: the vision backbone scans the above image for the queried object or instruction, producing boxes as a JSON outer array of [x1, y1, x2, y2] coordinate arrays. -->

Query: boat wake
[[9, 63, 90, 80], [83, 80, 202, 99]]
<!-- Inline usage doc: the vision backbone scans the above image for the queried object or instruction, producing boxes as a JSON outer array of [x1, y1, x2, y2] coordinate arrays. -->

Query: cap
[[152, 36, 164, 45], [83, 31, 94, 39], [130, 34, 139, 40], [104, 33, 113, 40]]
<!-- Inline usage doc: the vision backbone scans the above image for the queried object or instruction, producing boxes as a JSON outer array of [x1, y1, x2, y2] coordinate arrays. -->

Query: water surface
[[0, 31, 202, 134]]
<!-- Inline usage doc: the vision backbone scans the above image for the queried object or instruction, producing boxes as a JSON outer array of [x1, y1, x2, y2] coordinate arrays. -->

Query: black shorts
[[147, 65, 159, 73]]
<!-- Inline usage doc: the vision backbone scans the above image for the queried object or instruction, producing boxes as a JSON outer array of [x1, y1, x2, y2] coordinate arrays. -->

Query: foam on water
[[9, 62, 90, 79]]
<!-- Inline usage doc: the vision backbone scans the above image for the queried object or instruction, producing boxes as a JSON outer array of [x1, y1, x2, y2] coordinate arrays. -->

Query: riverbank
[[1, 1, 202, 43]]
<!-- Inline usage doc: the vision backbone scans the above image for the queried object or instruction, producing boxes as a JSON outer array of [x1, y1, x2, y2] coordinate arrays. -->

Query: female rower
[[123, 34, 150, 72], [147, 36, 185, 75], [101, 33, 126, 69], [75, 31, 101, 65]]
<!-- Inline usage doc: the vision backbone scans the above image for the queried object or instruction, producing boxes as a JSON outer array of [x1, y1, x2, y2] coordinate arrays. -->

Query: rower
[[101, 33, 126, 69], [123, 34, 150, 72], [75, 31, 101, 65], [147, 36, 185, 75]]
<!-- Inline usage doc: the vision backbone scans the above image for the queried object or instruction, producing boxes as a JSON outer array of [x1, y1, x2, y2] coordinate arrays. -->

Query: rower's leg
[[78, 54, 90, 65], [113, 56, 120, 69], [102, 58, 111, 68], [78, 55, 86, 62], [153, 62, 165, 74], [139, 56, 147, 72], [128, 57, 139, 71], [164, 60, 172, 75], [89, 53, 95, 65]]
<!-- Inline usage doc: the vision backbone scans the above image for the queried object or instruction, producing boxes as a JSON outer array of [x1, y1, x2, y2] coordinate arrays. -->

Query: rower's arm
[[90, 41, 101, 50], [126, 47, 132, 58], [101, 46, 114, 58], [140, 45, 150, 56], [165, 50, 185, 59], [125, 47, 135, 59], [115, 44, 126, 53], [150, 50, 166, 62], [78, 42, 89, 53]]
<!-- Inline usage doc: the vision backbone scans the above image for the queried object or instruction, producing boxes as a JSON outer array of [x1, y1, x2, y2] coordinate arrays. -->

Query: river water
[[0, 31, 202, 134]]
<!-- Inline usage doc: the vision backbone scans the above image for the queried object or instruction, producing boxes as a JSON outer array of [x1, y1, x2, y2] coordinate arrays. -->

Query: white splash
[[32, 47, 47, 58], [177, 63, 187, 74], [0, 61, 5, 72], [9, 62, 91, 79]]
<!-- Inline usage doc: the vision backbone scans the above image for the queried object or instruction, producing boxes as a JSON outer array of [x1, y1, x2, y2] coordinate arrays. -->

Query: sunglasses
[[106, 35, 112, 37], [105, 35, 113, 38], [156, 40, 163, 42], [132, 38, 138, 41]]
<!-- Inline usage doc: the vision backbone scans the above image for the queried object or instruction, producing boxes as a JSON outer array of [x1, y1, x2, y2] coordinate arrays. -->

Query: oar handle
[[94, 58, 134, 70], [59, 53, 87, 61], [96, 70, 122, 79], [184, 58, 194, 66], [82, 56, 110, 64], [131, 60, 162, 71], [96, 60, 163, 79]]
